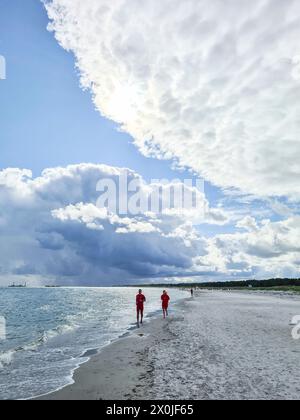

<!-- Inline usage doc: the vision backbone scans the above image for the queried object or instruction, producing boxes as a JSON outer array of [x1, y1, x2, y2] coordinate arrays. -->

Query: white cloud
[[0, 164, 212, 285], [52, 202, 160, 234], [45, 0, 300, 199], [0, 164, 299, 285], [204, 216, 300, 278], [236, 216, 259, 232]]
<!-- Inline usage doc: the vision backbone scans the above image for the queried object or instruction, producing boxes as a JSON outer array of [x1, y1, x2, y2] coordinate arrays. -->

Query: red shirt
[[136, 294, 146, 307], [161, 294, 170, 307]]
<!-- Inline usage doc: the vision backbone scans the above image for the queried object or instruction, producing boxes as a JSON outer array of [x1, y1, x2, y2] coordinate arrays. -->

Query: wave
[[0, 350, 15, 369], [38, 305, 51, 311], [41, 323, 79, 343], [0, 322, 80, 370]]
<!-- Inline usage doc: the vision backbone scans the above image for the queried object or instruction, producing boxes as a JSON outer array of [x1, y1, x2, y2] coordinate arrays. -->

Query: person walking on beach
[[191, 288, 194, 298], [136, 289, 146, 327], [161, 290, 170, 319]]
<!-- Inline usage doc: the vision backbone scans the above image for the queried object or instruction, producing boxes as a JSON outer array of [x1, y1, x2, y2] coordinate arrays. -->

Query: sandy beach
[[38, 291, 300, 400]]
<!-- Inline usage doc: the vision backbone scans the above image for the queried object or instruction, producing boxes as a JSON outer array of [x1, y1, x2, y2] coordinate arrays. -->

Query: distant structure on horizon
[[8, 282, 27, 288]]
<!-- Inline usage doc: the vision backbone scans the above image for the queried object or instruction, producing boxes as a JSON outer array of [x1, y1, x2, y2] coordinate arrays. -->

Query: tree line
[[133, 278, 300, 289]]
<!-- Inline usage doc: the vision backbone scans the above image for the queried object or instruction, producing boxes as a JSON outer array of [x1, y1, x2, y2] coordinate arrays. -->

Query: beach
[[0, 287, 188, 400], [37, 290, 300, 400]]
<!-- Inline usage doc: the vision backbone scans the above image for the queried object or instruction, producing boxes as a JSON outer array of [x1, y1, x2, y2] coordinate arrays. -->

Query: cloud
[[203, 216, 300, 278], [45, 0, 300, 200], [0, 164, 299, 285], [236, 216, 259, 232], [0, 164, 213, 285]]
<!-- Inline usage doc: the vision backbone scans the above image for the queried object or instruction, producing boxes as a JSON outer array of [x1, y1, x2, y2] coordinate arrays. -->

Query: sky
[[0, 0, 193, 182], [0, 0, 299, 286]]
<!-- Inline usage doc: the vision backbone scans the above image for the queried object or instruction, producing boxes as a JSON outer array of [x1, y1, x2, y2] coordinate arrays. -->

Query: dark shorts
[[137, 304, 144, 312]]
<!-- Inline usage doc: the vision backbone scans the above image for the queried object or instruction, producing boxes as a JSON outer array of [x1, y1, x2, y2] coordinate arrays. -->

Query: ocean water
[[0, 287, 188, 400]]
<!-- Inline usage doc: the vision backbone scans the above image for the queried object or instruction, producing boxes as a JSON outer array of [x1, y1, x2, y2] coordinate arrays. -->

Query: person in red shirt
[[161, 290, 170, 319], [136, 289, 146, 327]]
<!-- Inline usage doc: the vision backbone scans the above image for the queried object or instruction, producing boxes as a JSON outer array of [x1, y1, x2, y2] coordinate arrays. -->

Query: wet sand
[[36, 315, 177, 400]]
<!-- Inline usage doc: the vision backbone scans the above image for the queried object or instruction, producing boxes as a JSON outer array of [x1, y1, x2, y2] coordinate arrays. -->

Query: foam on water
[[0, 350, 14, 369]]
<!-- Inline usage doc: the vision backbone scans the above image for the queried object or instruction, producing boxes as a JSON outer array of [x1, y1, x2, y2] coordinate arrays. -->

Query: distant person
[[136, 289, 146, 327], [161, 290, 170, 319], [191, 288, 194, 298]]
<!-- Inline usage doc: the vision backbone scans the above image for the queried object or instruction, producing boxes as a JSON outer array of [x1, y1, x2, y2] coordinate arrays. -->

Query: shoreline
[[36, 290, 300, 400], [34, 297, 188, 400], [35, 314, 184, 400]]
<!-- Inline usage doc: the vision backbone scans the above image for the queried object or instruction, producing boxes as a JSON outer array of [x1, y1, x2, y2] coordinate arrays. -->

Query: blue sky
[[0, 0, 226, 231], [0, 0, 299, 285], [0, 0, 203, 184]]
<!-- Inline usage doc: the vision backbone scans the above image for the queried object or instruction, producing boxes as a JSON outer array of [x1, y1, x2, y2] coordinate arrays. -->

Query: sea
[[0, 287, 188, 400]]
